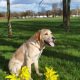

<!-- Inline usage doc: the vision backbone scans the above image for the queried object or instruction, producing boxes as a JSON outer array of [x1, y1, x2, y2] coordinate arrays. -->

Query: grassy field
[[0, 17, 80, 80]]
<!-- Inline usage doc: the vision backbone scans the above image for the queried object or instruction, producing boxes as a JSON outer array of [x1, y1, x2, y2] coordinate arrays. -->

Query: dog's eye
[[44, 33, 48, 35]]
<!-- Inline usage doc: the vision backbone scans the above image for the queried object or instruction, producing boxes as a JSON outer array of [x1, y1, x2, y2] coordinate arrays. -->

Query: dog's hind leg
[[8, 59, 23, 76]]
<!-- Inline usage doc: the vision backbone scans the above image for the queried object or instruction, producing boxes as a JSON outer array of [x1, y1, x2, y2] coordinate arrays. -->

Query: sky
[[0, 0, 80, 12]]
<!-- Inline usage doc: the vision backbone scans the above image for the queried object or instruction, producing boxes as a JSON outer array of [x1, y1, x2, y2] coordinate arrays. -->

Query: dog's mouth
[[44, 40, 54, 47]]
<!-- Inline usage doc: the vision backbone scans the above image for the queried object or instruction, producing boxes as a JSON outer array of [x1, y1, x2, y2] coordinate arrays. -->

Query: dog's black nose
[[52, 37, 55, 40]]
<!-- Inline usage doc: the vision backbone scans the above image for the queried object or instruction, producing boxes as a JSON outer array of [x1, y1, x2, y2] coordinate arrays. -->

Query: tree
[[46, 10, 52, 17], [63, 0, 71, 32], [7, 0, 12, 38], [67, 0, 71, 32], [52, 3, 58, 17]]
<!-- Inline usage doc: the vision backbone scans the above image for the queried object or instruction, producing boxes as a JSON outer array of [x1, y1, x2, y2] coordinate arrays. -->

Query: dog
[[8, 29, 55, 78]]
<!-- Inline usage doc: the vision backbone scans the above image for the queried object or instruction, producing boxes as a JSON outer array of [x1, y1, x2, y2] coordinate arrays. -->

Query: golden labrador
[[8, 29, 55, 78]]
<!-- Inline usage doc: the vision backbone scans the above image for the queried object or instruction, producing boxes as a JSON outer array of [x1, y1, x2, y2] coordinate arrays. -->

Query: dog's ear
[[34, 30, 41, 41]]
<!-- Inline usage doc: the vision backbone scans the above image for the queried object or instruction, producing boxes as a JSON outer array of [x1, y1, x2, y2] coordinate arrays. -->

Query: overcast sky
[[0, 0, 80, 12]]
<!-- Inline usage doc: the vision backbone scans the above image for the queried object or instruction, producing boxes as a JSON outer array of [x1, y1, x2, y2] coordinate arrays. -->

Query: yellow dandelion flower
[[44, 67, 59, 80], [19, 66, 30, 80], [5, 73, 20, 80], [5, 66, 30, 80]]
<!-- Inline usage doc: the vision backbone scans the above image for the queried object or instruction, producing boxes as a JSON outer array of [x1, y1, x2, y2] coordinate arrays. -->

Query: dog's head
[[34, 29, 55, 47]]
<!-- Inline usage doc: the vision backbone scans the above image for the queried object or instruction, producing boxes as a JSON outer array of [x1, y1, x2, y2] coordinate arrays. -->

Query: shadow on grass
[[12, 20, 64, 33], [43, 49, 80, 63], [0, 19, 80, 38], [11, 20, 80, 34], [0, 53, 9, 73], [0, 38, 20, 48], [0, 35, 30, 48]]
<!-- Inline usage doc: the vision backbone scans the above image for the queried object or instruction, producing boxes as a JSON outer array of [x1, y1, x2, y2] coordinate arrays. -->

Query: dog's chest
[[33, 49, 43, 58], [31, 47, 43, 58], [26, 42, 45, 63], [27, 46, 44, 62], [32, 49, 43, 62]]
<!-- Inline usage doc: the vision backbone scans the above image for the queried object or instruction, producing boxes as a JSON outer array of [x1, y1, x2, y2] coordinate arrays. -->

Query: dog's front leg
[[34, 60, 43, 76], [26, 60, 33, 80], [27, 60, 31, 74]]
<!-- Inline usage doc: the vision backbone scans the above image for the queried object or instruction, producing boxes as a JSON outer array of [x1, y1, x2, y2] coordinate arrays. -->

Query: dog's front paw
[[37, 72, 43, 76], [30, 77, 33, 80]]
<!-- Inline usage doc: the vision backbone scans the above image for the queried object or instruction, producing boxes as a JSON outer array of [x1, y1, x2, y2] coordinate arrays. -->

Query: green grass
[[0, 17, 80, 80]]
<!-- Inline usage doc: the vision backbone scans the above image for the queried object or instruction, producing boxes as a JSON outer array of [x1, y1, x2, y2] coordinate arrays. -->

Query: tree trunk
[[63, 0, 70, 32], [67, 0, 70, 32], [63, 0, 67, 31], [7, 0, 12, 38]]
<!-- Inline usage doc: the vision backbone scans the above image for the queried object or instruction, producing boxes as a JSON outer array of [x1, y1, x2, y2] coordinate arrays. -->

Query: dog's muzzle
[[44, 37, 55, 47]]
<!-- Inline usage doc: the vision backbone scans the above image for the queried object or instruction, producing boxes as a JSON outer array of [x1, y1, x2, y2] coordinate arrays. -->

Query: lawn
[[0, 17, 80, 80]]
